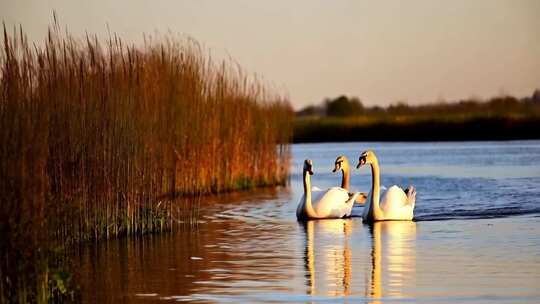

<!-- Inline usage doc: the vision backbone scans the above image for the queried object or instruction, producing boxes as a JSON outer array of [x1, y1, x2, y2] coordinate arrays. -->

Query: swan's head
[[303, 159, 314, 175], [333, 155, 349, 173], [356, 150, 377, 168]]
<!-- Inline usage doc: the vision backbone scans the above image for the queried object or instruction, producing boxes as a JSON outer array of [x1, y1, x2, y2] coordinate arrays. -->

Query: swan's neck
[[341, 167, 350, 191], [303, 170, 317, 218], [368, 160, 383, 220]]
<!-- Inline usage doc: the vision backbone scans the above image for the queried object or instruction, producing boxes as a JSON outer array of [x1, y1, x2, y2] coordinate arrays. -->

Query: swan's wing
[[311, 186, 323, 192], [312, 187, 351, 218], [380, 185, 408, 212], [380, 185, 415, 220], [331, 190, 357, 218]]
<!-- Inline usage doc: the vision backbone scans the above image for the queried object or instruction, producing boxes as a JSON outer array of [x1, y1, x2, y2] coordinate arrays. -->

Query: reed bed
[[0, 21, 292, 302]]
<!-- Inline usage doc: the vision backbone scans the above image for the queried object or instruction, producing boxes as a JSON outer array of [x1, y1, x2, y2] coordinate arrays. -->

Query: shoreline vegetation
[[294, 93, 540, 143], [0, 20, 291, 302]]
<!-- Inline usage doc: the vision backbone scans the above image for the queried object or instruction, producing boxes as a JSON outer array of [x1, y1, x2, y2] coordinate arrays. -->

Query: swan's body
[[297, 187, 358, 220], [358, 150, 416, 222], [297, 160, 360, 221], [362, 185, 415, 221]]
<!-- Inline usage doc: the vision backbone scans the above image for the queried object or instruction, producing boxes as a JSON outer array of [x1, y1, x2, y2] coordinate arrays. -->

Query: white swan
[[356, 150, 416, 222], [296, 159, 360, 221], [333, 155, 367, 205]]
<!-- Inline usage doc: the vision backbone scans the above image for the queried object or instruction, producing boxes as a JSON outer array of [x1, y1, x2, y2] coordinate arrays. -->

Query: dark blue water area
[[291, 140, 540, 222], [401, 175, 540, 221]]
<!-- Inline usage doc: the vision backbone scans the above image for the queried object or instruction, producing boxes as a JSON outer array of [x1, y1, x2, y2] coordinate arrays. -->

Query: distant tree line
[[293, 89, 540, 142], [297, 89, 540, 118]]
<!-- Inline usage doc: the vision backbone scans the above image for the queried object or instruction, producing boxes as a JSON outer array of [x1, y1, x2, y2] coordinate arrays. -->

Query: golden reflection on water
[[303, 219, 354, 297], [369, 221, 416, 303], [303, 219, 416, 301]]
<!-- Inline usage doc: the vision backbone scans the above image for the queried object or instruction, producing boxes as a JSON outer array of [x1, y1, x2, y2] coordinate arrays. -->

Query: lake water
[[77, 141, 540, 303]]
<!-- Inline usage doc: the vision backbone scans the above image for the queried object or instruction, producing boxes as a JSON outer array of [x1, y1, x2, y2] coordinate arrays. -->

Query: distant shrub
[[325, 96, 364, 117]]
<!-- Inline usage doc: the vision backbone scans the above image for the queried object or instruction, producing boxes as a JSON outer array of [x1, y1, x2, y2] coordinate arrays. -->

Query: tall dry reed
[[0, 20, 292, 302]]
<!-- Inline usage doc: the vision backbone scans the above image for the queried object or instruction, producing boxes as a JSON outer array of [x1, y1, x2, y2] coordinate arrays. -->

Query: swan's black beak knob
[[304, 159, 314, 175], [356, 158, 366, 169]]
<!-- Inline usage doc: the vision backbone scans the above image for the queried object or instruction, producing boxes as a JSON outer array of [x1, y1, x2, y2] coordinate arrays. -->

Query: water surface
[[78, 141, 540, 303]]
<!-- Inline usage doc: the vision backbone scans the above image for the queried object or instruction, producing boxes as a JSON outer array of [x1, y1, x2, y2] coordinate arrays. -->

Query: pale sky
[[2, 0, 539, 109]]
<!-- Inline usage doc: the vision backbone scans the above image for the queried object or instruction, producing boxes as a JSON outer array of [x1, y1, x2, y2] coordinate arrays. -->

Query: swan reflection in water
[[302, 219, 416, 301], [369, 221, 417, 303], [302, 219, 354, 297]]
